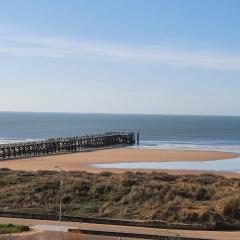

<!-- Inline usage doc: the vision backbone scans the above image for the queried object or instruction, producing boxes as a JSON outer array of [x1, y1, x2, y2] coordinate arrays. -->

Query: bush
[[0, 224, 30, 234], [223, 196, 240, 220], [195, 187, 213, 201]]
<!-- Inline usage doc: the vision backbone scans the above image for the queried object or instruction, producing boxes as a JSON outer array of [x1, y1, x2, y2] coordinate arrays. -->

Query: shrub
[[223, 195, 240, 220], [195, 187, 213, 201], [0, 224, 30, 234]]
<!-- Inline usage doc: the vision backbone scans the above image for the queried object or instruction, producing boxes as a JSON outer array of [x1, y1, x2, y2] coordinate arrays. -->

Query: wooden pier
[[0, 132, 135, 160]]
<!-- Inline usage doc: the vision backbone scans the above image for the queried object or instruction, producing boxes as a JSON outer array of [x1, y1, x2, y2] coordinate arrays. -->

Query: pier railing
[[0, 132, 135, 160]]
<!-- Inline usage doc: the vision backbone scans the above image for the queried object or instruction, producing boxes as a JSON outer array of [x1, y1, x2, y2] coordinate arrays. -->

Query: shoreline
[[0, 148, 240, 177]]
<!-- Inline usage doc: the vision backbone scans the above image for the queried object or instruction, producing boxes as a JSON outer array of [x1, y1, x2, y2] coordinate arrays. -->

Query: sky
[[0, 0, 240, 116]]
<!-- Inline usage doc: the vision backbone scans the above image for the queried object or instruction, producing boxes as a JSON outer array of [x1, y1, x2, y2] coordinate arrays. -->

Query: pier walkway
[[0, 132, 135, 160]]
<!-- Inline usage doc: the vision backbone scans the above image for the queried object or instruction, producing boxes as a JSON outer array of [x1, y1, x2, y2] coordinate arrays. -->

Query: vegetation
[[0, 224, 29, 234], [0, 168, 240, 229]]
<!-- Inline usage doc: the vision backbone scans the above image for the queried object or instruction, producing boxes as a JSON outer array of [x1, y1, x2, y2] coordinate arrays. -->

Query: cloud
[[0, 35, 240, 70]]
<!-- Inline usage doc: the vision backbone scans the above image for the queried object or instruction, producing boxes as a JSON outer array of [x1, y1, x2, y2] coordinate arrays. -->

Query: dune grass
[[0, 168, 240, 229]]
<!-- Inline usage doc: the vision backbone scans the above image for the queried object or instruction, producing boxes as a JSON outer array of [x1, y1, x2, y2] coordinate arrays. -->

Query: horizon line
[[1, 110, 240, 118]]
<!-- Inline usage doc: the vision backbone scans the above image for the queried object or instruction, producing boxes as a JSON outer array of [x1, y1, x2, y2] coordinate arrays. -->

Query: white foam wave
[[0, 138, 41, 145], [132, 140, 240, 154]]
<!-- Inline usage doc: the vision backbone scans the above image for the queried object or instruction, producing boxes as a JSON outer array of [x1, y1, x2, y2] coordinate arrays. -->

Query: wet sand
[[0, 148, 239, 177]]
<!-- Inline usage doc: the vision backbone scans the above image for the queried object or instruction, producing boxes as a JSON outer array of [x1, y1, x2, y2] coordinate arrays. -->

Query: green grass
[[0, 224, 30, 234], [1, 168, 240, 229]]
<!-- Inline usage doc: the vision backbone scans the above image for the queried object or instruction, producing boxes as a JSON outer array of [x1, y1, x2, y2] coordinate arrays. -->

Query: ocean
[[1, 111, 240, 153]]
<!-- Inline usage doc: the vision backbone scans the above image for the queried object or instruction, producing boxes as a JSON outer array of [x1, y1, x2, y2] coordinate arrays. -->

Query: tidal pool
[[91, 157, 240, 173]]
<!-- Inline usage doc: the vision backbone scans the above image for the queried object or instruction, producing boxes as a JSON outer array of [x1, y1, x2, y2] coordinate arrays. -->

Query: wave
[[0, 138, 42, 145], [132, 140, 240, 154]]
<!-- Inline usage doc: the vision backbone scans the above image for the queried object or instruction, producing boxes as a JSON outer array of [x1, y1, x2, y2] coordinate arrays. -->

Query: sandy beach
[[0, 148, 239, 177]]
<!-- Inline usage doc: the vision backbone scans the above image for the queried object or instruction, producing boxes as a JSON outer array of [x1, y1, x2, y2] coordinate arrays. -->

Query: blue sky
[[0, 0, 240, 115]]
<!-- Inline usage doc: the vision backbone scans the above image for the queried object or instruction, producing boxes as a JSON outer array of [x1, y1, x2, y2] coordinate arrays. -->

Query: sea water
[[1, 112, 240, 172], [1, 112, 240, 151]]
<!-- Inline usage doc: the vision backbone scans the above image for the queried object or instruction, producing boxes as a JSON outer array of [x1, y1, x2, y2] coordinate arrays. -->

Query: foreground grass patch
[[0, 224, 30, 234]]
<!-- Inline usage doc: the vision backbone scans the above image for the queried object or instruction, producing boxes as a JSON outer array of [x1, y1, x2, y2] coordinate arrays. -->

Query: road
[[0, 217, 240, 240]]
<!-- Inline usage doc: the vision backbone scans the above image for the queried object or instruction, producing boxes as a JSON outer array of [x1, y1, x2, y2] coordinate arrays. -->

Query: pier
[[0, 132, 135, 160]]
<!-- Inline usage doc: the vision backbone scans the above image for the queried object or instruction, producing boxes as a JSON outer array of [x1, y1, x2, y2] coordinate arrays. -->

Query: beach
[[1, 148, 239, 177]]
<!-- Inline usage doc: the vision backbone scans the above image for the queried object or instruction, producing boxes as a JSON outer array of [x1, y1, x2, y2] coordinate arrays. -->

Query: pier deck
[[0, 132, 135, 160]]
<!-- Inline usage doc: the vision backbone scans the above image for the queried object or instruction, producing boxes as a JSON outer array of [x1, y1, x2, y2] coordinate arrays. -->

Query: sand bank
[[0, 148, 239, 177]]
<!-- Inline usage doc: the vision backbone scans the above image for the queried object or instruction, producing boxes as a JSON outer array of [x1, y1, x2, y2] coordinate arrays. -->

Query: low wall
[[0, 211, 235, 231], [69, 228, 211, 240]]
